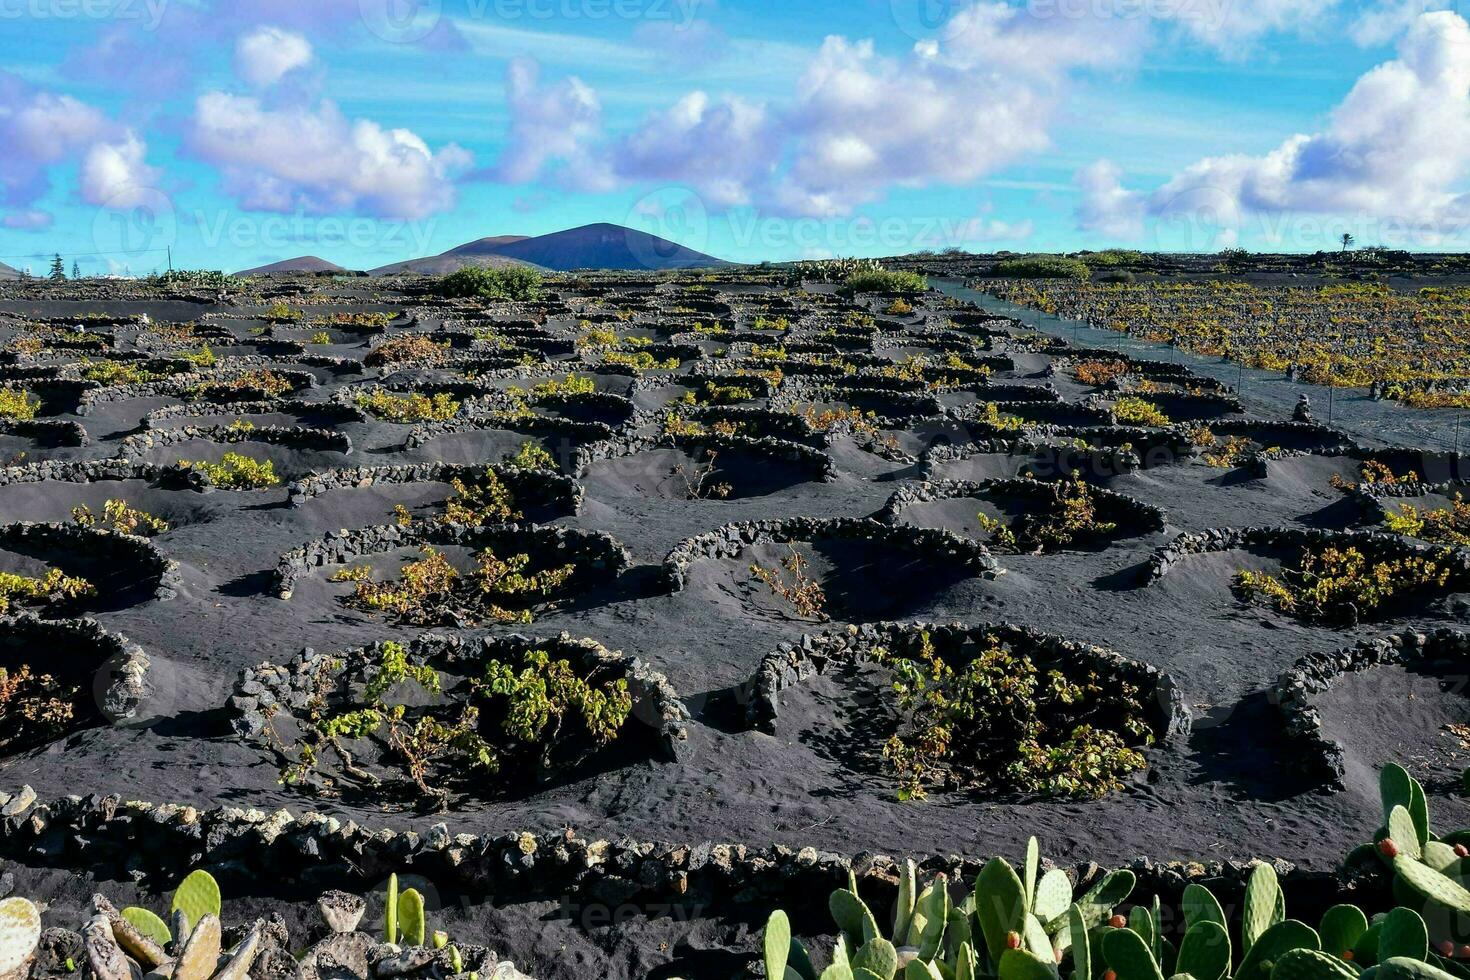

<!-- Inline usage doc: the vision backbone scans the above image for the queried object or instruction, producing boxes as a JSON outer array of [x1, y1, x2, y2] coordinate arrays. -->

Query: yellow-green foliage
[[364, 335, 449, 368], [264, 301, 304, 323], [602, 350, 678, 371], [356, 390, 460, 423], [1234, 546, 1451, 624], [0, 567, 95, 615], [441, 470, 519, 525], [342, 545, 574, 626], [477, 648, 632, 767], [178, 452, 280, 489], [82, 360, 170, 385], [1113, 396, 1171, 426], [0, 388, 40, 420], [71, 499, 168, 536], [503, 442, 556, 471], [976, 476, 1117, 553], [576, 325, 619, 348], [1385, 494, 1470, 546], [188, 370, 294, 400], [875, 631, 1151, 801], [308, 331, 333, 345]]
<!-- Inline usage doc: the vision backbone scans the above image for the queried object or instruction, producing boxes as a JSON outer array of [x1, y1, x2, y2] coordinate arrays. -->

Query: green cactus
[[1377, 957, 1464, 980], [120, 907, 172, 948], [999, 948, 1061, 980], [852, 938, 899, 980], [398, 888, 426, 948], [1318, 905, 1368, 959], [765, 909, 792, 980], [894, 861, 918, 943], [169, 870, 221, 930], [1378, 908, 1429, 963], [1024, 838, 1041, 911], [1068, 871, 1137, 934], [1176, 920, 1229, 980], [1241, 863, 1283, 955], [904, 962, 943, 980], [385, 873, 398, 944], [1069, 906, 1091, 980], [1394, 856, 1470, 913], [1182, 884, 1228, 933], [1271, 948, 1360, 980], [1390, 806, 1425, 862], [831, 889, 880, 951], [1235, 920, 1320, 980], [975, 857, 1029, 965], [431, 931, 448, 950], [1035, 870, 1072, 925], [1381, 764, 1430, 849], [914, 878, 950, 961], [1103, 922, 1166, 980]]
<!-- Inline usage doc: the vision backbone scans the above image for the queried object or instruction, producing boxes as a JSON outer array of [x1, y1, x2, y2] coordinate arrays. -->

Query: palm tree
[[1340, 233, 1355, 252]]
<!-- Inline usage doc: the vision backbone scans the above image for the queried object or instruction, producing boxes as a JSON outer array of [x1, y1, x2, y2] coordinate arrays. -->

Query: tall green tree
[[48, 254, 65, 281]]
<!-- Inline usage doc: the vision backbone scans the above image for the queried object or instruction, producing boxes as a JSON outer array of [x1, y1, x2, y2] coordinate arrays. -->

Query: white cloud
[[234, 27, 313, 87], [1077, 11, 1470, 242], [190, 92, 471, 219], [2, 210, 53, 231], [1155, 0, 1340, 55], [490, 2, 1145, 217], [0, 72, 161, 226], [80, 133, 162, 209], [489, 59, 602, 185]]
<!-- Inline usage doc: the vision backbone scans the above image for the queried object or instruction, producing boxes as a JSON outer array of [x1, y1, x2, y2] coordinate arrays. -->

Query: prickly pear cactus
[[385, 873, 398, 944], [1102, 925, 1165, 980], [1377, 908, 1429, 963], [1175, 920, 1229, 980], [398, 888, 426, 948], [0, 897, 40, 977], [1271, 948, 1360, 980], [120, 907, 172, 948], [851, 937, 898, 979], [975, 858, 1027, 964], [1241, 863, 1282, 954], [1317, 905, 1367, 960], [764, 910, 791, 980], [1376, 956, 1463, 980], [169, 870, 221, 929], [1394, 856, 1470, 913]]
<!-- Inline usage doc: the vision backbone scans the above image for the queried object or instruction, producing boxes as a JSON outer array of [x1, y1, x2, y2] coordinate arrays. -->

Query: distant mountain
[[491, 223, 727, 271], [237, 256, 349, 276], [370, 252, 540, 277], [443, 235, 531, 256], [0, 262, 20, 280], [371, 223, 728, 276]]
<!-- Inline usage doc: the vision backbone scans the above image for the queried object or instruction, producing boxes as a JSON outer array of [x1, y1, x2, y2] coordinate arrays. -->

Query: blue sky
[[2, 0, 1468, 273]]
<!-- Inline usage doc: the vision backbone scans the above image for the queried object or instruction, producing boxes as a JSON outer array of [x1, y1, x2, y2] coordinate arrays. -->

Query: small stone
[[316, 892, 365, 935]]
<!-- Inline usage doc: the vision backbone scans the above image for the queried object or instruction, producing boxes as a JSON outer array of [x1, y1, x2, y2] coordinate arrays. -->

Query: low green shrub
[[436, 266, 544, 301]]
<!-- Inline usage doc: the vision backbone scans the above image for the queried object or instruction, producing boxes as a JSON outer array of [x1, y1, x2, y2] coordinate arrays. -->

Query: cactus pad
[[0, 898, 40, 977], [1394, 856, 1470, 914], [1271, 948, 1359, 980], [169, 870, 221, 929], [120, 907, 172, 949], [764, 909, 791, 980], [1378, 908, 1429, 963], [398, 888, 426, 947]]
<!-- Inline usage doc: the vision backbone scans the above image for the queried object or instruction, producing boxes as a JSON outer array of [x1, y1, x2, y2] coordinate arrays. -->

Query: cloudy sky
[[4, 0, 1470, 272]]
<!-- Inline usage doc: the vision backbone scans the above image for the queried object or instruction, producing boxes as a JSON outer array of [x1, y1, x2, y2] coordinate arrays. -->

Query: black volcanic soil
[[0, 270, 1465, 980]]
